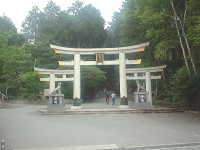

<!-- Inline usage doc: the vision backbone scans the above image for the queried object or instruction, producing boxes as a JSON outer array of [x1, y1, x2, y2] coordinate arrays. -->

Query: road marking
[[14, 144, 119, 150], [124, 142, 200, 150]]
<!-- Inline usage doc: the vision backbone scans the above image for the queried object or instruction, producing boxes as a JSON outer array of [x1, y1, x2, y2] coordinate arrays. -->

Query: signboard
[[96, 53, 104, 64]]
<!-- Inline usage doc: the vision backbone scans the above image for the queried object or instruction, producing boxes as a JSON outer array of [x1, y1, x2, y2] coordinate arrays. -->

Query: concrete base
[[71, 106, 82, 110], [118, 105, 129, 109], [48, 94, 65, 113]]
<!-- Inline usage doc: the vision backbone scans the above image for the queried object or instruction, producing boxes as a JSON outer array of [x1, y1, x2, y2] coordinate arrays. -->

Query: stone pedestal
[[72, 98, 82, 107], [134, 92, 147, 104], [48, 94, 65, 112]]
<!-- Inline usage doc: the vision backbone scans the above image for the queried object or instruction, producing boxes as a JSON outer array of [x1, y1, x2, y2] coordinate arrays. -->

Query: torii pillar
[[49, 73, 55, 93], [145, 72, 152, 106], [73, 53, 81, 100], [119, 52, 128, 107]]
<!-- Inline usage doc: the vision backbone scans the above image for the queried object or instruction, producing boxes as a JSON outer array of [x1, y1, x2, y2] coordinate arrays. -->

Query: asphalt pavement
[[0, 104, 200, 149]]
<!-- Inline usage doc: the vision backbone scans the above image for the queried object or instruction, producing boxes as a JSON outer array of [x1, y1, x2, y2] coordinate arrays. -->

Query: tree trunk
[[182, 29, 197, 74], [179, 3, 197, 74], [170, 0, 191, 75]]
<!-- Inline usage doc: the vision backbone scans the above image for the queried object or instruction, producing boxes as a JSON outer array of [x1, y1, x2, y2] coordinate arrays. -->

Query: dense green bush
[[162, 67, 200, 107], [170, 67, 189, 103], [18, 72, 44, 100]]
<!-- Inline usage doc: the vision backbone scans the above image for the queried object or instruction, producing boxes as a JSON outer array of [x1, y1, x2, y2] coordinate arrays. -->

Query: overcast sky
[[0, 0, 123, 30]]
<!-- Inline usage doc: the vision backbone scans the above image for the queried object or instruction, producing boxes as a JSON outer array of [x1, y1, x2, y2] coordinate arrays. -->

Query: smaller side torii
[[34, 67, 74, 96], [126, 65, 166, 106]]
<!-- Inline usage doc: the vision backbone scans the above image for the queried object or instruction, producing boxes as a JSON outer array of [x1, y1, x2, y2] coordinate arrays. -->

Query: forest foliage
[[108, 0, 200, 107]]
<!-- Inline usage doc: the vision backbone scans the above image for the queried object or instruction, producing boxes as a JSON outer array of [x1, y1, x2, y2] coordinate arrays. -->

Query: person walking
[[104, 89, 110, 104], [111, 92, 116, 105]]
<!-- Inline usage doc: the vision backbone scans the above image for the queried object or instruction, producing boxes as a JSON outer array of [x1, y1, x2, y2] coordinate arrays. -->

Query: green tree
[[22, 1, 108, 99], [0, 16, 34, 97], [107, 0, 200, 107], [0, 16, 16, 33], [67, 0, 84, 16], [81, 66, 106, 100], [22, 6, 41, 41], [18, 72, 44, 99]]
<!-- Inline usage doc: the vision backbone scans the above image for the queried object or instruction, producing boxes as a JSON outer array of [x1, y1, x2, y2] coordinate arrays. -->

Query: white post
[[49, 73, 55, 93], [119, 52, 128, 106], [73, 53, 81, 99], [145, 72, 152, 106], [135, 73, 139, 103]]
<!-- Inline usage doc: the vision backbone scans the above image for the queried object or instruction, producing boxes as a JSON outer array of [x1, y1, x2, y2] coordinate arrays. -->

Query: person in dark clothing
[[104, 89, 110, 104]]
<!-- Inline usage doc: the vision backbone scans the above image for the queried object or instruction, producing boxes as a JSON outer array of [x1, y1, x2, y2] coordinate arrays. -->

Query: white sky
[[0, 0, 123, 30]]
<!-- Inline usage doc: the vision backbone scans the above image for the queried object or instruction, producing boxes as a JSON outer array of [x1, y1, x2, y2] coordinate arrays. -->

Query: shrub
[[168, 67, 200, 107], [18, 72, 44, 100]]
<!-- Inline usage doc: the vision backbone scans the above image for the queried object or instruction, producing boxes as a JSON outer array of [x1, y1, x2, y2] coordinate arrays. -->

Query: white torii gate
[[35, 42, 166, 108], [50, 43, 149, 107], [126, 65, 166, 106], [34, 67, 74, 95]]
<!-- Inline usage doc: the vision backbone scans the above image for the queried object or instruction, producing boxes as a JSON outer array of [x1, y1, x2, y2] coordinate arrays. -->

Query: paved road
[[0, 104, 200, 149]]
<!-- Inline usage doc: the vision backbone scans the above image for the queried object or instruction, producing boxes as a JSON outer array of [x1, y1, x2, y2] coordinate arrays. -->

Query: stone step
[[39, 108, 184, 115]]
